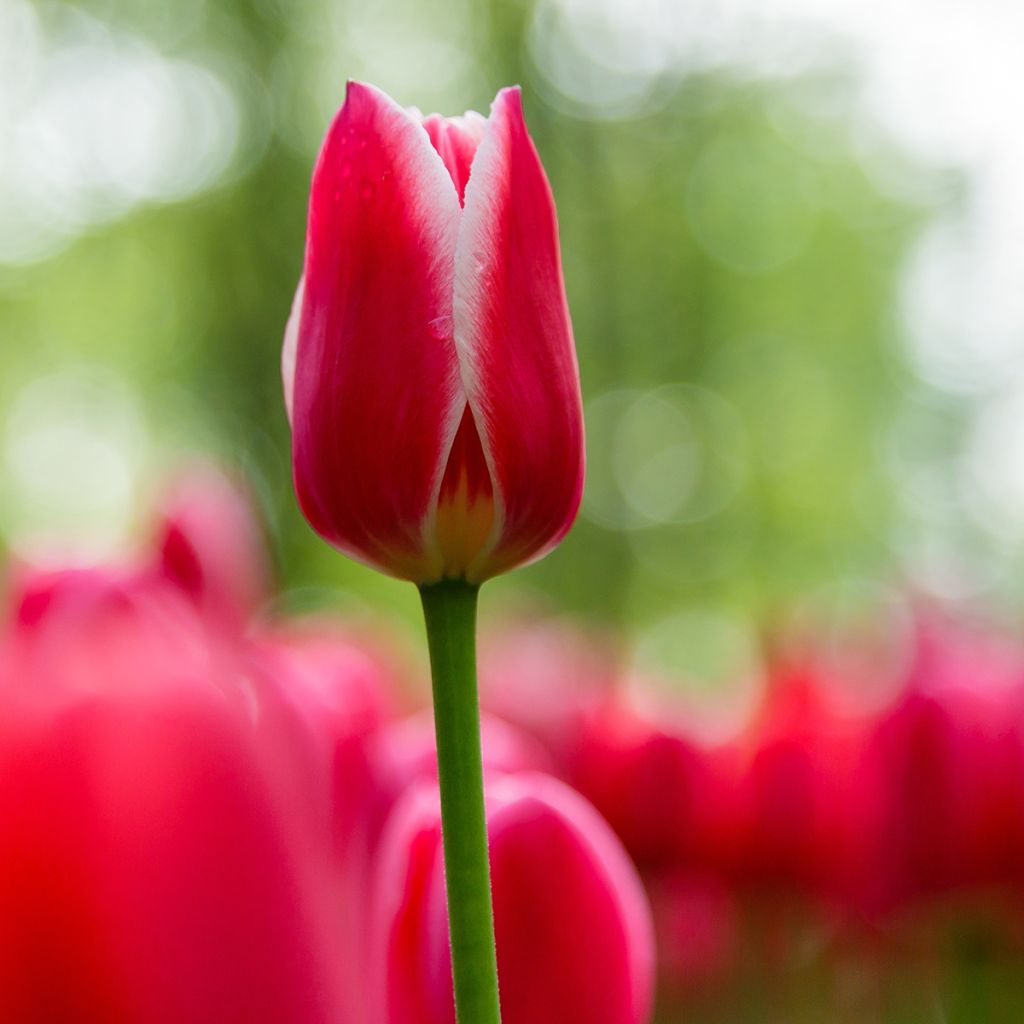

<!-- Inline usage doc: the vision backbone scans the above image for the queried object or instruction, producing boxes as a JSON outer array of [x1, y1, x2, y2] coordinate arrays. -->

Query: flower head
[[284, 83, 584, 583]]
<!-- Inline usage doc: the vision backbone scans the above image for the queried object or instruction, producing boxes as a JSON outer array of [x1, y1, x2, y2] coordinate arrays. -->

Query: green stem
[[419, 580, 502, 1024]]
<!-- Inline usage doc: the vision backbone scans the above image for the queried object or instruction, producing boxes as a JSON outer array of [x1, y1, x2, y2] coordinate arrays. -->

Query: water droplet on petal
[[359, 180, 374, 200], [341, 163, 352, 179]]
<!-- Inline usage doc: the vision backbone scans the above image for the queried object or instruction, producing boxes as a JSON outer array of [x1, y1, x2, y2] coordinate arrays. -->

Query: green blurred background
[[2, 0, 1022, 687], [7, 2, 1024, 1020]]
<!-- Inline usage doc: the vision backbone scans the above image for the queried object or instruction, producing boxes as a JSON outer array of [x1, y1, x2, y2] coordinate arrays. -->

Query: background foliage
[[6, 2, 1024, 1021], [1, 0, 1018, 708]]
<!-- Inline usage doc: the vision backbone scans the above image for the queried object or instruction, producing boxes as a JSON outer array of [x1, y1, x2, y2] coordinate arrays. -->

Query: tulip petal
[[291, 81, 465, 581], [374, 773, 654, 1024], [453, 88, 585, 581], [487, 775, 655, 1024], [421, 113, 488, 204]]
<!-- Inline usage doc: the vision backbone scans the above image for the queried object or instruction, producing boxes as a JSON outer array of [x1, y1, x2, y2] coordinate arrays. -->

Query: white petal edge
[[449, 89, 517, 579], [281, 274, 304, 427], [336, 83, 470, 580]]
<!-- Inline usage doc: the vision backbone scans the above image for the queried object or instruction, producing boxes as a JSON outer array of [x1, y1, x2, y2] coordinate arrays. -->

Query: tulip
[[283, 81, 584, 585], [285, 80, 585, 1023], [729, 665, 875, 903], [251, 620, 405, 881], [865, 671, 1024, 911], [0, 566, 352, 1023], [374, 772, 655, 1024], [570, 695, 738, 873], [151, 463, 270, 629], [252, 620, 407, 1024]]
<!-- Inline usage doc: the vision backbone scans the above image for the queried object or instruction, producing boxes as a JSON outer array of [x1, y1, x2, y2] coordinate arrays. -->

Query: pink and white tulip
[[284, 82, 584, 583]]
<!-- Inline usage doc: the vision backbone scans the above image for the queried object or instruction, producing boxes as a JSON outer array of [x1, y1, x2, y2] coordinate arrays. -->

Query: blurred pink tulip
[[374, 771, 654, 1024], [570, 695, 737, 872], [865, 669, 1024, 909], [252, 621, 406, 1024], [152, 463, 270, 629], [284, 82, 584, 583], [253, 621, 403, 841], [729, 665, 876, 902], [0, 567, 353, 1023]]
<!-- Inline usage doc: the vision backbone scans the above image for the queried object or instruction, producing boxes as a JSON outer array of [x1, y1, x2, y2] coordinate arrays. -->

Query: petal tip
[[492, 85, 524, 118], [343, 80, 402, 117], [342, 79, 365, 108]]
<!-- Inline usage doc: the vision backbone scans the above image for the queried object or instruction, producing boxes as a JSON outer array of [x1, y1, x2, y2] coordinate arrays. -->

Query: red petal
[[452, 88, 585, 581], [375, 773, 654, 1024], [421, 113, 487, 205], [434, 404, 495, 577], [487, 776, 655, 1024], [291, 81, 464, 581]]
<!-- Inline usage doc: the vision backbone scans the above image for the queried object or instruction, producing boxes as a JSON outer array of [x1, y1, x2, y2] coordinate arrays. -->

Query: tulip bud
[[374, 772, 654, 1024], [284, 82, 584, 584]]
